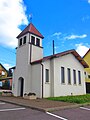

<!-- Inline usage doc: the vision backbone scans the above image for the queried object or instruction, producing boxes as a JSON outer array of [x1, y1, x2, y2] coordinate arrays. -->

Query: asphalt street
[[0, 102, 90, 120]]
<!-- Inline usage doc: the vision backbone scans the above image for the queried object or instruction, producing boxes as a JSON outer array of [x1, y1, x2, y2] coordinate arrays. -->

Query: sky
[[0, 0, 90, 70]]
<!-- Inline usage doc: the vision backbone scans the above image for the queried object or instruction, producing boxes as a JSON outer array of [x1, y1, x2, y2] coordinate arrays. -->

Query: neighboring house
[[0, 63, 12, 89], [83, 49, 90, 93], [12, 23, 88, 98], [0, 63, 8, 79]]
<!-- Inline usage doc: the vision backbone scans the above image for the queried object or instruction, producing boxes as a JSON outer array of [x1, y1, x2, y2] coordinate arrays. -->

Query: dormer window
[[19, 38, 22, 46], [31, 36, 35, 45], [36, 38, 40, 46], [23, 36, 26, 44]]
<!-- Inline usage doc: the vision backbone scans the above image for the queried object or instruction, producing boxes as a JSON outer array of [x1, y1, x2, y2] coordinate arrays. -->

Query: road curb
[[0, 98, 90, 112], [0, 99, 46, 112]]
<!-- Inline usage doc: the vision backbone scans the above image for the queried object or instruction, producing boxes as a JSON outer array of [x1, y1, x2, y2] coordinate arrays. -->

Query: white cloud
[[88, 0, 90, 4], [82, 15, 90, 22], [52, 32, 62, 36], [64, 34, 87, 40], [75, 43, 89, 57], [52, 32, 62, 39], [0, 0, 28, 48], [3, 63, 12, 70]]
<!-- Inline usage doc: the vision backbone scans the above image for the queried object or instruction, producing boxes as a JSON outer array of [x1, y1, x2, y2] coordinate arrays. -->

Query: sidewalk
[[0, 96, 78, 112]]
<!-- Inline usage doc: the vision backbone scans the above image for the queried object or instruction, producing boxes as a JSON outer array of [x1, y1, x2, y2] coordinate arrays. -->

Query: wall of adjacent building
[[83, 51, 90, 82], [0, 65, 7, 79]]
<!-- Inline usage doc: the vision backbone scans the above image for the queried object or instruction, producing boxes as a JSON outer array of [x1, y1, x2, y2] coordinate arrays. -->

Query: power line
[[0, 58, 16, 65], [0, 46, 16, 55]]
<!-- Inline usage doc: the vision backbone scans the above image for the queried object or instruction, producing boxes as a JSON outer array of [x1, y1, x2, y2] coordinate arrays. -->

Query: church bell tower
[[13, 23, 44, 97], [17, 23, 44, 63]]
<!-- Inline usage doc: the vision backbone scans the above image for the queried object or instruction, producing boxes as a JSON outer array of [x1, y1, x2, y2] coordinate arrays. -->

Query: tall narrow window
[[73, 70, 76, 84], [19, 38, 22, 46], [67, 68, 71, 84], [61, 67, 65, 84], [78, 71, 81, 84], [36, 38, 40, 46], [23, 36, 26, 44], [46, 69, 49, 82], [31, 36, 35, 45]]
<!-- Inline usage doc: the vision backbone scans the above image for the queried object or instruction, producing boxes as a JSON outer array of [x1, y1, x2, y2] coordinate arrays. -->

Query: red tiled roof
[[83, 48, 90, 58], [17, 23, 44, 39], [31, 49, 89, 68]]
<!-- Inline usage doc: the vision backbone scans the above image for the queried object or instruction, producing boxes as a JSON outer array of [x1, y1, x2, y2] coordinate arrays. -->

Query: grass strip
[[47, 94, 90, 104]]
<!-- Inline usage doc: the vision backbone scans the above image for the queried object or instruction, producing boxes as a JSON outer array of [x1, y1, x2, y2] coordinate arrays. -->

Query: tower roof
[[17, 23, 44, 39]]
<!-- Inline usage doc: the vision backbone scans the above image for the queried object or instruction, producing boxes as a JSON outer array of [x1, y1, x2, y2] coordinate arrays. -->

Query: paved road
[[0, 102, 58, 120], [0, 102, 90, 120], [52, 106, 90, 120]]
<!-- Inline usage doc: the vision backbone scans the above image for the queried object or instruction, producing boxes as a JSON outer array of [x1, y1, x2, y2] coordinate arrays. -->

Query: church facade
[[12, 23, 88, 98]]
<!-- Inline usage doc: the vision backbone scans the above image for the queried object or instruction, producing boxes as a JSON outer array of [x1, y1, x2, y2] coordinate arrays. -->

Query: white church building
[[12, 23, 88, 98]]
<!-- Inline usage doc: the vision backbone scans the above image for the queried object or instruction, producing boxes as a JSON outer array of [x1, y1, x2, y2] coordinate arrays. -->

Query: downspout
[[30, 44, 32, 64], [29, 33, 32, 64], [41, 63, 44, 98]]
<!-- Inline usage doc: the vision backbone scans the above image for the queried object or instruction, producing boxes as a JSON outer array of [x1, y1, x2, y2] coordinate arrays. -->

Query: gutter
[[41, 63, 44, 98]]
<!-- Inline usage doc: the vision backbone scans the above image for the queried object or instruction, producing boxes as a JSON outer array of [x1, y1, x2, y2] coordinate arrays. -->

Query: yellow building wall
[[83, 51, 90, 82], [0, 65, 8, 79]]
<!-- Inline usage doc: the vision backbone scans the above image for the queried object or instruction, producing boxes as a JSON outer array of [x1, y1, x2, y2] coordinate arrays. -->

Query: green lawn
[[47, 94, 90, 104]]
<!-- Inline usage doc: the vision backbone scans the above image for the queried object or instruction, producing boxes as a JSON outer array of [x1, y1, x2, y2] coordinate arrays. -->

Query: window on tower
[[31, 36, 35, 45], [19, 38, 22, 46], [23, 36, 26, 44], [36, 38, 40, 46]]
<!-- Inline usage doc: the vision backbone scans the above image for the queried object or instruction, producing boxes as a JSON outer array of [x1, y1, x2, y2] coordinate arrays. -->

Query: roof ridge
[[31, 49, 88, 68]]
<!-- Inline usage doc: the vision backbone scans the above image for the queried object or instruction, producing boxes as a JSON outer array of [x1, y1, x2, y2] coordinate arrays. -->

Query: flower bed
[[2, 91, 13, 96], [24, 92, 36, 99]]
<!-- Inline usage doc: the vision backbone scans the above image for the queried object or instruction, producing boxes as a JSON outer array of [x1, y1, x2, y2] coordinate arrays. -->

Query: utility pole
[[53, 40, 55, 55]]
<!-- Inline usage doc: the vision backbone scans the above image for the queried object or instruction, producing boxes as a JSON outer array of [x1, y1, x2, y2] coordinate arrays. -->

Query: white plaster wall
[[13, 43, 32, 96], [31, 45, 43, 62], [31, 64, 42, 98], [43, 60, 51, 97], [54, 54, 86, 96], [13, 32, 43, 97]]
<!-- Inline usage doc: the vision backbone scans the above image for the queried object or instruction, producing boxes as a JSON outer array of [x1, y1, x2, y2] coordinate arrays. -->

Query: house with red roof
[[0, 63, 12, 90], [12, 23, 88, 98]]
